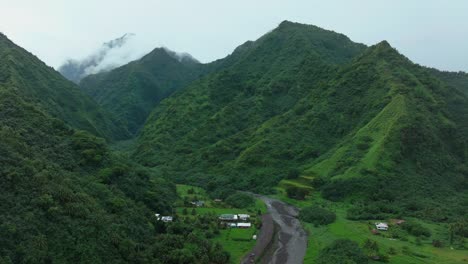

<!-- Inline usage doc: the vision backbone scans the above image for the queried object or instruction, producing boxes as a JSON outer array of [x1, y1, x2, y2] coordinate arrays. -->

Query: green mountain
[[0, 35, 228, 263], [79, 48, 206, 134], [427, 68, 468, 96], [134, 22, 467, 220], [0, 33, 129, 140]]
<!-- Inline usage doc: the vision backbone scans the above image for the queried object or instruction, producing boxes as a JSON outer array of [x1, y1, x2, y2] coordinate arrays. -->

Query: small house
[[375, 222, 388, 231], [161, 216, 173, 222], [238, 214, 250, 221], [191, 200, 205, 207], [227, 223, 237, 228], [219, 214, 238, 221], [237, 223, 252, 228]]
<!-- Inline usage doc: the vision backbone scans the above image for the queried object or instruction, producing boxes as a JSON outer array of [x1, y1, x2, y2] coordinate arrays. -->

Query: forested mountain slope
[[134, 21, 367, 188], [79, 48, 207, 134], [134, 22, 468, 220], [0, 35, 228, 263], [427, 68, 468, 96], [0, 33, 129, 140]]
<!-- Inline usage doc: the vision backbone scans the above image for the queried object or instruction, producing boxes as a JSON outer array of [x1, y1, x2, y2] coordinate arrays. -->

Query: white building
[[238, 214, 250, 221], [155, 214, 173, 222], [161, 216, 173, 222], [375, 222, 388, 231], [237, 223, 252, 228]]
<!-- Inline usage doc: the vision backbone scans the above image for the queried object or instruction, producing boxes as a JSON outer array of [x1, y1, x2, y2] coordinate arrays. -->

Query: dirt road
[[241, 195, 307, 264]]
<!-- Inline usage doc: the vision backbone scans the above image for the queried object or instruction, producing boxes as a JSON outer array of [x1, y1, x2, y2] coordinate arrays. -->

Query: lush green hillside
[[427, 68, 468, 96], [134, 22, 468, 222], [133, 21, 367, 189], [0, 33, 129, 140], [79, 48, 207, 134], [0, 36, 229, 263]]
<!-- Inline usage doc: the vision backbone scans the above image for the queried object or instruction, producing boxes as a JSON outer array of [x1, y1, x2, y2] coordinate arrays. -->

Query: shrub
[[401, 221, 431, 237], [225, 193, 255, 208], [300, 206, 336, 225], [316, 239, 368, 264], [286, 186, 309, 200], [286, 168, 300, 179], [432, 240, 443, 248]]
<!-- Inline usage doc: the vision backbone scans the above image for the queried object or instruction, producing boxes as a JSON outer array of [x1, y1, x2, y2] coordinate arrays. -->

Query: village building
[[238, 214, 250, 221], [190, 200, 205, 207], [237, 223, 252, 228], [375, 222, 388, 231], [155, 213, 173, 222], [219, 214, 238, 221], [161, 216, 173, 222]]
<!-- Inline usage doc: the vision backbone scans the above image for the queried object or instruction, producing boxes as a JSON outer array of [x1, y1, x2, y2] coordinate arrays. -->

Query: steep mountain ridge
[[0, 33, 129, 140], [79, 47, 208, 134], [133, 21, 368, 187]]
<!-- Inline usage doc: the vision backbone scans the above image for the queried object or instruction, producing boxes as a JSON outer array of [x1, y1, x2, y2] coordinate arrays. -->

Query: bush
[[401, 221, 431, 237], [286, 168, 300, 179], [225, 193, 255, 208], [432, 240, 443, 248], [300, 206, 336, 225], [286, 186, 309, 200], [317, 239, 368, 264]]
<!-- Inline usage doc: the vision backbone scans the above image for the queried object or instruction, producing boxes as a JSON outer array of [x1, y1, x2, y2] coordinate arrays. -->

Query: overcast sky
[[1, 0, 467, 72]]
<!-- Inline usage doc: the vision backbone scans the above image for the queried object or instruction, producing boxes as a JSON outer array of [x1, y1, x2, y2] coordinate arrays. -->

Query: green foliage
[[79, 48, 212, 134], [225, 193, 255, 208], [131, 21, 468, 222], [0, 33, 129, 140], [2, 20, 468, 263], [299, 206, 336, 226], [286, 168, 300, 179], [0, 35, 226, 262], [133, 21, 365, 194], [401, 221, 431, 238], [316, 239, 368, 264], [285, 186, 309, 200], [71, 130, 107, 165]]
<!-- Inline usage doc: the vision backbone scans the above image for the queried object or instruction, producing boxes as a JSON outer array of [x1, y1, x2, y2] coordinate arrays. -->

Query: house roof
[[219, 214, 238, 220]]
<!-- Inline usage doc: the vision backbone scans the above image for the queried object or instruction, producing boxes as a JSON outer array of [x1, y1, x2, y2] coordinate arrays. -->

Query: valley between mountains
[[1, 21, 467, 263]]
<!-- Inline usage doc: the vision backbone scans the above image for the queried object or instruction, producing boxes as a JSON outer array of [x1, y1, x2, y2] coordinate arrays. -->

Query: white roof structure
[[219, 214, 238, 221], [238, 214, 250, 219], [237, 223, 252, 228], [375, 222, 388, 230], [161, 216, 173, 222]]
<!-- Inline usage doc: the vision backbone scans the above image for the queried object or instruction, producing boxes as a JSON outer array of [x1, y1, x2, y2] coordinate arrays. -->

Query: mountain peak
[[374, 40, 393, 50], [276, 20, 322, 32], [143, 47, 199, 65], [357, 40, 409, 65]]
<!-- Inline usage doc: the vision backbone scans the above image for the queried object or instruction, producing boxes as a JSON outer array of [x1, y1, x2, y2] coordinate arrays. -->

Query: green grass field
[[274, 179, 468, 264], [213, 228, 258, 264]]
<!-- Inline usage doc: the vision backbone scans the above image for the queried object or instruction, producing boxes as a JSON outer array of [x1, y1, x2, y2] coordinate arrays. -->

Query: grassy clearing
[[274, 180, 468, 264], [175, 184, 266, 263], [213, 228, 258, 264], [304, 208, 468, 264]]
